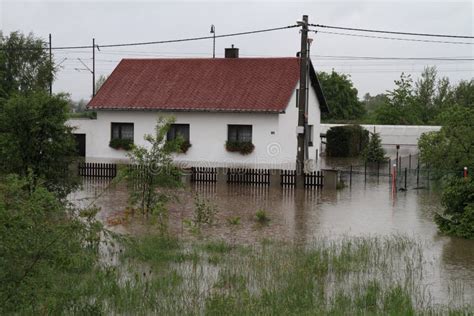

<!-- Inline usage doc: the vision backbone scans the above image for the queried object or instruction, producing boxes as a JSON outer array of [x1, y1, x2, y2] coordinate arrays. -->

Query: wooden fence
[[281, 170, 324, 187], [304, 171, 324, 187], [227, 168, 270, 185], [78, 162, 117, 178], [190, 167, 217, 183]]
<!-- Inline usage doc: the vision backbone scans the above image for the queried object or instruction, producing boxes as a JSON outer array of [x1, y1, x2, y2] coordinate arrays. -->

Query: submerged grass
[[48, 234, 473, 314]]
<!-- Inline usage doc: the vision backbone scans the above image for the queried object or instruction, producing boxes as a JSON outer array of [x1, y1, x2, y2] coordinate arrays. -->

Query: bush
[[326, 125, 369, 157], [225, 141, 254, 155], [109, 138, 133, 151], [363, 132, 386, 163], [179, 140, 192, 153], [435, 177, 474, 239], [255, 210, 270, 224]]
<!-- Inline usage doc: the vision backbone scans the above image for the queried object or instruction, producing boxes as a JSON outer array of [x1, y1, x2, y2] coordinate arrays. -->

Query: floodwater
[[69, 171, 474, 307]]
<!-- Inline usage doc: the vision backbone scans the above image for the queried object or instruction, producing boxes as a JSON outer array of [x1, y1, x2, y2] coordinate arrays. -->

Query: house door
[[74, 134, 86, 157]]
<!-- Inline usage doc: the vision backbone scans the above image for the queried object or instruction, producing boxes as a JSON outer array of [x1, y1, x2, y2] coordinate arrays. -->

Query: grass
[[255, 209, 270, 224], [72, 234, 472, 315]]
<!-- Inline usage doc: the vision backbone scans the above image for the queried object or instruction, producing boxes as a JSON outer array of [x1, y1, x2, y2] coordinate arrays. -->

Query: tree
[[435, 177, 474, 239], [373, 73, 421, 125], [0, 31, 54, 100], [362, 93, 389, 116], [95, 75, 108, 93], [124, 117, 182, 233], [0, 175, 101, 313], [363, 132, 386, 163], [318, 70, 366, 121], [326, 125, 369, 157], [418, 106, 474, 174], [0, 92, 78, 196]]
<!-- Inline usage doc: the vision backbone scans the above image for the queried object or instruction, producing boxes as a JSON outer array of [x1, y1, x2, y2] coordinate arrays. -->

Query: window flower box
[[225, 141, 254, 155]]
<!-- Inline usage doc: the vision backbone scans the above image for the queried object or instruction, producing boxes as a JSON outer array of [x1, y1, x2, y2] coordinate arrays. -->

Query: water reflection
[[70, 174, 474, 306]]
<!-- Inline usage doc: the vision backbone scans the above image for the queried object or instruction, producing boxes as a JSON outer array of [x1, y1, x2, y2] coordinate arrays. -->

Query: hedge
[[326, 125, 369, 157]]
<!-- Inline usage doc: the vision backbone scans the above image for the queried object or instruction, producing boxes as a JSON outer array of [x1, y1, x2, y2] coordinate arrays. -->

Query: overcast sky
[[1, 0, 473, 101]]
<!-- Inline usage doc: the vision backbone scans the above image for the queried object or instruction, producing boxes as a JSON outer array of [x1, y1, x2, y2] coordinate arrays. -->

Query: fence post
[[388, 158, 391, 176], [377, 161, 380, 178], [464, 167, 468, 178], [364, 162, 367, 181], [416, 164, 420, 187], [404, 168, 407, 190], [409, 154, 411, 170], [350, 165, 353, 186]]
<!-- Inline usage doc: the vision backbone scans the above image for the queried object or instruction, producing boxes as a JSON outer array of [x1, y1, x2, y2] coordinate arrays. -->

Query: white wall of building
[[68, 84, 322, 169]]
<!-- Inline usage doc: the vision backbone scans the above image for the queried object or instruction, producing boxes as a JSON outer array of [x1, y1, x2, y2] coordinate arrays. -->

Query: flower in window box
[[225, 141, 254, 155], [109, 138, 134, 151]]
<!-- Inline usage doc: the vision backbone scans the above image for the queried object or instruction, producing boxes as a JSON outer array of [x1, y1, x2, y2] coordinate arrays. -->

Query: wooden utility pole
[[296, 15, 309, 188], [92, 38, 96, 97], [49, 33, 52, 95]]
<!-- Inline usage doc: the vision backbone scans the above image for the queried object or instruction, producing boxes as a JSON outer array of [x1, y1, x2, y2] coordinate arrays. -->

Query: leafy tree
[[326, 125, 369, 157], [124, 117, 182, 233], [418, 106, 474, 173], [318, 70, 366, 121], [363, 132, 386, 163], [435, 177, 474, 239], [362, 93, 389, 116], [0, 175, 102, 313], [0, 92, 78, 196], [95, 75, 108, 93], [373, 73, 421, 125], [0, 31, 54, 100]]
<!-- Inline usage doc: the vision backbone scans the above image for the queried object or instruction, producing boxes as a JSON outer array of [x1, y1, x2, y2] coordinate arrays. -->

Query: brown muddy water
[[69, 173, 474, 307]]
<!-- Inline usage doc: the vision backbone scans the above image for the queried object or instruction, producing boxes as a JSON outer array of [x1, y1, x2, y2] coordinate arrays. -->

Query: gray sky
[[1, 0, 473, 101]]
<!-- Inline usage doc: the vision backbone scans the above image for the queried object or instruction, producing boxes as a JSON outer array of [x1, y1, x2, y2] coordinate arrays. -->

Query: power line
[[312, 30, 474, 45], [0, 25, 298, 51], [311, 54, 474, 61], [310, 24, 474, 39]]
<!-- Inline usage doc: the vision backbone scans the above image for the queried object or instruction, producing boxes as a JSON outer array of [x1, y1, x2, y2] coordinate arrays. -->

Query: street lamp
[[210, 24, 216, 58]]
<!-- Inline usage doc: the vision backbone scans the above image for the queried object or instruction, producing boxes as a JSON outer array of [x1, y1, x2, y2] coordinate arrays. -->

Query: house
[[70, 47, 328, 170]]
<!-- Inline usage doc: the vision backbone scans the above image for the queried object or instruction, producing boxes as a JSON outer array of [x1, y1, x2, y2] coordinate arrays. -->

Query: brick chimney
[[225, 45, 239, 58]]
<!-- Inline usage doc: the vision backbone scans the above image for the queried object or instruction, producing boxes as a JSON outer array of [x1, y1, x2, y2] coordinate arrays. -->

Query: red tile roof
[[87, 58, 302, 113]]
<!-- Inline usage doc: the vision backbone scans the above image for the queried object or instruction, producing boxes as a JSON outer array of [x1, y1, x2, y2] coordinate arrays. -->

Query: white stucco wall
[[67, 84, 322, 169]]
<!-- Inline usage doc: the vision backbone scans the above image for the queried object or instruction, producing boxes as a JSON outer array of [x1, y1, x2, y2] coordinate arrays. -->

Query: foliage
[[109, 138, 134, 151], [362, 93, 389, 116], [0, 175, 102, 313], [435, 177, 474, 239], [0, 31, 54, 99], [372, 68, 474, 125], [363, 132, 386, 163], [318, 70, 366, 121], [225, 141, 254, 155], [95, 75, 108, 93], [184, 195, 218, 235], [227, 216, 241, 226], [255, 209, 270, 224], [169, 137, 191, 154], [67, 111, 96, 119], [326, 125, 369, 157], [0, 91, 78, 196], [418, 106, 474, 173], [124, 117, 182, 229]]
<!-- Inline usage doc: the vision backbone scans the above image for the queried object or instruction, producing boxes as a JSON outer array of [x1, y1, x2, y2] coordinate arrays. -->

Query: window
[[111, 123, 134, 140], [228, 125, 252, 142], [308, 125, 314, 147], [167, 124, 190, 141]]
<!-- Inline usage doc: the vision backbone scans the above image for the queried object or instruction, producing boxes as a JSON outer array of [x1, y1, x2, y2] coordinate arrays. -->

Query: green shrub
[[109, 138, 133, 150], [435, 177, 474, 239], [326, 125, 369, 157], [255, 209, 270, 224], [227, 216, 241, 226], [179, 140, 192, 153], [225, 141, 254, 155], [363, 132, 386, 163]]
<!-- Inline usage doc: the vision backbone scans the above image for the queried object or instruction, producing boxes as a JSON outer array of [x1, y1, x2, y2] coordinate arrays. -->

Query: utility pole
[[296, 15, 309, 188], [210, 25, 216, 58], [92, 38, 96, 96], [49, 33, 52, 95]]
